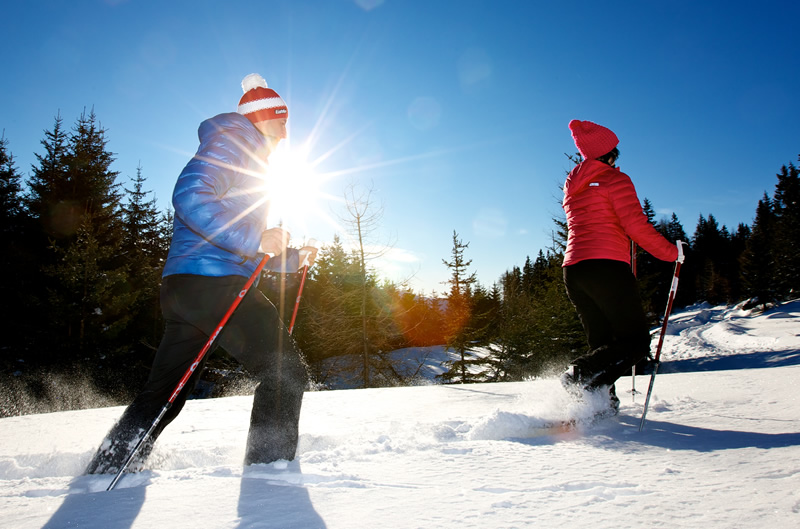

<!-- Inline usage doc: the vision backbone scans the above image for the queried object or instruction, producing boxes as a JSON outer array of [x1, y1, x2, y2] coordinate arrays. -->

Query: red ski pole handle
[[288, 264, 309, 335], [288, 241, 317, 335]]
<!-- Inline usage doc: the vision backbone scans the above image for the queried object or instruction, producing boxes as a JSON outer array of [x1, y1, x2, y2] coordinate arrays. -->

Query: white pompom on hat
[[237, 73, 288, 124]]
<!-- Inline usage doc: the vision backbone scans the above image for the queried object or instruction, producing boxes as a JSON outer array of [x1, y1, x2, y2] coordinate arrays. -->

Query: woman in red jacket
[[560, 120, 680, 412]]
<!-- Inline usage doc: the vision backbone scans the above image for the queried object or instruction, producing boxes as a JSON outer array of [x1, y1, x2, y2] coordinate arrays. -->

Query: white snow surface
[[2, 300, 800, 528]]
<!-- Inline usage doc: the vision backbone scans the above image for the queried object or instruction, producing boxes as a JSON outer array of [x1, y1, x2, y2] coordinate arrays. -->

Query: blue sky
[[2, 0, 798, 294]]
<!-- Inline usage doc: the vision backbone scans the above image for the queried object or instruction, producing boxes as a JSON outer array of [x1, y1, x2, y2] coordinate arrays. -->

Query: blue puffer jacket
[[162, 112, 299, 279]]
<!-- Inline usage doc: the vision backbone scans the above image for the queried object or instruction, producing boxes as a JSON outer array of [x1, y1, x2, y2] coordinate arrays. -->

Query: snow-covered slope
[[2, 301, 799, 528]]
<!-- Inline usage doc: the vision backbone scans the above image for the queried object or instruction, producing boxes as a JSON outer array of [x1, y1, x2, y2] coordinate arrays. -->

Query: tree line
[[1, 110, 798, 415]]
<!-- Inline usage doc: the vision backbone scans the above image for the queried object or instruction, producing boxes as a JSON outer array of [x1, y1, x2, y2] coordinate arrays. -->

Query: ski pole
[[639, 242, 685, 432], [107, 253, 273, 491], [287, 240, 317, 335], [288, 265, 307, 335], [630, 241, 638, 401]]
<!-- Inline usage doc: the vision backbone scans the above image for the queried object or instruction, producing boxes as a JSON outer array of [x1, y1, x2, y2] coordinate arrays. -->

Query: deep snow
[[1, 300, 799, 528]]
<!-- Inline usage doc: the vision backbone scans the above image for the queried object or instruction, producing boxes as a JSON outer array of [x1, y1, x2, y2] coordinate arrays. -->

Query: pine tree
[[665, 213, 688, 243], [390, 289, 445, 348], [489, 268, 529, 380], [23, 114, 71, 364], [534, 251, 585, 372], [26, 110, 131, 365], [26, 114, 70, 239], [741, 193, 777, 306], [0, 134, 23, 224], [470, 282, 500, 347], [726, 223, 749, 302], [45, 217, 130, 352], [642, 198, 656, 223], [772, 161, 800, 298], [521, 255, 536, 294], [440, 231, 484, 383], [0, 134, 35, 363], [693, 214, 731, 304], [633, 198, 665, 322], [297, 236, 370, 386], [120, 164, 170, 356], [491, 248, 584, 380]]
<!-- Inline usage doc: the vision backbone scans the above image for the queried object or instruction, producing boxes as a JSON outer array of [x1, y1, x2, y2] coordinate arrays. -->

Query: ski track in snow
[[660, 301, 800, 373]]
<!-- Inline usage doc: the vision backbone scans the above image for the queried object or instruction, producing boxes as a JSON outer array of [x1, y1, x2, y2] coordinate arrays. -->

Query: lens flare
[[262, 143, 341, 241]]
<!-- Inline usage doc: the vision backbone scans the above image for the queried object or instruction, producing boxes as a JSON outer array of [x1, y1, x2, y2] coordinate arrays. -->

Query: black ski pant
[[86, 274, 309, 474], [563, 259, 651, 389]]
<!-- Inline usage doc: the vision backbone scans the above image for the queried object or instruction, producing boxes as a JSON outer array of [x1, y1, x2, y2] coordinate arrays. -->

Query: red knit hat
[[569, 120, 619, 161], [237, 73, 288, 124]]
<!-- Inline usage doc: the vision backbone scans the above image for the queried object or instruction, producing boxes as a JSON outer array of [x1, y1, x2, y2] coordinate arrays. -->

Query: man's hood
[[197, 112, 264, 149]]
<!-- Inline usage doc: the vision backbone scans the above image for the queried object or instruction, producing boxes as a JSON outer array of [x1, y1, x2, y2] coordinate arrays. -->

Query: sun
[[261, 142, 337, 242]]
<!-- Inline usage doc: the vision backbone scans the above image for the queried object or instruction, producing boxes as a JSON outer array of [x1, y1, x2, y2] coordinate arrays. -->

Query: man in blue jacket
[[87, 74, 317, 473]]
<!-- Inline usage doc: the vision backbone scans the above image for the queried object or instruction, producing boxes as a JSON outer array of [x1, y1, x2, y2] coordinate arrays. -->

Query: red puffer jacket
[[562, 160, 678, 267]]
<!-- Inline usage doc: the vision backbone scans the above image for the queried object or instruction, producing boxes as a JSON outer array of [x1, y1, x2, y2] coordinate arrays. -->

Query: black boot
[[608, 384, 620, 416], [85, 427, 153, 475], [243, 370, 305, 466], [560, 360, 602, 394], [244, 424, 299, 466]]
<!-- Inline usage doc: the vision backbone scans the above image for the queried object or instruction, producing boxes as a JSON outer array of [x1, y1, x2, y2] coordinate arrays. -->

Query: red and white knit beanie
[[237, 73, 288, 124], [569, 120, 619, 161]]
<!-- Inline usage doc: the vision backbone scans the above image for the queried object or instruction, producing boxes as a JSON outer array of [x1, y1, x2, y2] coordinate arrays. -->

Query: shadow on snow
[[662, 349, 800, 373]]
